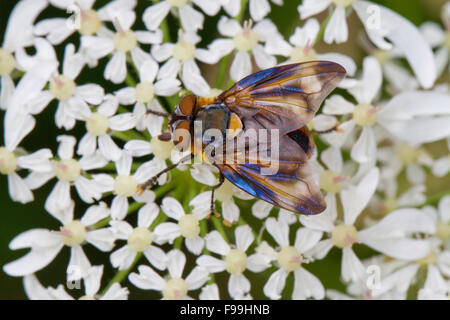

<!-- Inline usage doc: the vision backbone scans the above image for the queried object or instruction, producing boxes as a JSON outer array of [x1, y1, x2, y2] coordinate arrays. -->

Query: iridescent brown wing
[[217, 61, 346, 135], [215, 127, 325, 215]]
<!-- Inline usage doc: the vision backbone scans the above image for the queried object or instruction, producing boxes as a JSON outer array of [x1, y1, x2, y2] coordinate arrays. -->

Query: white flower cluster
[[0, 0, 449, 300]]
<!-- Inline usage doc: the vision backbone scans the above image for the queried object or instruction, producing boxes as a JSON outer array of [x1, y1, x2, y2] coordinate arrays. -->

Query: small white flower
[[75, 94, 136, 161], [43, 135, 109, 216], [129, 249, 209, 299], [208, 17, 279, 81], [99, 151, 156, 220], [197, 225, 271, 298], [260, 218, 325, 300], [3, 202, 115, 278], [266, 18, 356, 76], [154, 197, 205, 255], [81, 11, 162, 84], [190, 180, 252, 224], [24, 265, 129, 300], [0, 110, 52, 204], [110, 202, 167, 270], [115, 59, 181, 132], [152, 30, 214, 96]]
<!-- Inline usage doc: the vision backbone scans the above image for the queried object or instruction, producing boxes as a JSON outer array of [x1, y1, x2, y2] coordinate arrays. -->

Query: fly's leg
[[137, 154, 193, 194], [210, 172, 225, 215]]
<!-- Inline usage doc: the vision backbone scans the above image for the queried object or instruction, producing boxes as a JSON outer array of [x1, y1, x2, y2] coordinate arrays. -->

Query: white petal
[[294, 228, 323, 253], [378, 91, 450, 145], [265, 217, 289, 247], [228, 274, 250, 298], [153, 222, 180, 243], [75, 84, 104, 105], [44, 181, 72, 219], [230, 51, 251, 82], [98, 135, 122, 162], [152, 43, 175, 62], [181, 60, 210, 96], [235, 225, 254, 251], [3, 230, 63, 276], [142, 2, 171, 31], [205, 230, 230, 255], [154, 78, 181, 96], [110, 245, 136, 270], [341, 247, 365, 283], [124, 140, 152, 157], [249, 0, 270, 21], [161, 197, 185, 220], [350, 127, 377, 164], [8, 173, 34, 204], [221, 199, 240, 224], [143, 245, 168, 270], [84, 265, 103, 297], [104, 52, 127, 84], [192, 0, 221, 16], [349, 56, 382, 104], [293, 267, 325, 300], [111, 195, 129, 220], [185, 266, 209, 290], [324, 6, 348, 44], [252, 44, 276, 69], [179, 4, 204, 32], [185, 237, 205, 255], [157, 57, 181, 80], [129, 265, 165, 290], [297, 0, 331, 19], [323, 95, 355, 115], [218, 16, 242, 37], [246, 253, 271, 272], [115, 151, 132, 176], [341, 167, 379, 225], [67, 246, 91, 281], [196, 255, 226, 273], [167, 249, 186, 279], [189, 164, 216, 186], [263, 268, 287, 300], [252, 200, 273, 219]]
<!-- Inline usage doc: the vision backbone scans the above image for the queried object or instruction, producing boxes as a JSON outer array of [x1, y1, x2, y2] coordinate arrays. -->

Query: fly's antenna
[[146, 109, 171, 117]]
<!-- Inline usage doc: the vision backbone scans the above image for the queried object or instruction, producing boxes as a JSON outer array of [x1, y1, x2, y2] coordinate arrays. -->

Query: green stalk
[[314, 8, 333, 45], [211, 216, 230, 243]]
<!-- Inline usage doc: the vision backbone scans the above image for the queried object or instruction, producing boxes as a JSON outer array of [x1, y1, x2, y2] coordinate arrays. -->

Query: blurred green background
[[0, 0, 448, 299]]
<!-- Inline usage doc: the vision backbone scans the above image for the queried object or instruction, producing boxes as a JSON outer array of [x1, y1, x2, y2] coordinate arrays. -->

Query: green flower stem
[[214, 54, 232, 89], [101, 162, 142, 172], [125, 72, 137, 87], [314, 8, 333, 45], [174, 236, 183, 249], [236, 0, 249, 22], [415, 189, 450, 208], [100, 252, 143, 296], [111, 130, 146, 142], [211, 216, 230, 243]]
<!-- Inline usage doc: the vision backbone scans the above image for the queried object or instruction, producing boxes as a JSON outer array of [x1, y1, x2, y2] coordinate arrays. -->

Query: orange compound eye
[[178, 94, 196, 115], [173, 120, 191, 151]]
